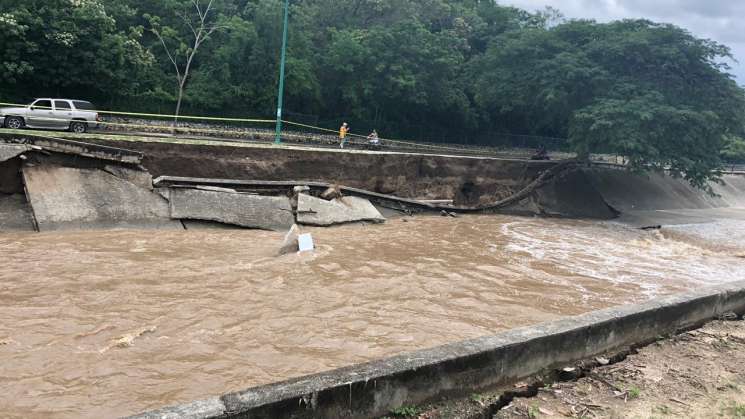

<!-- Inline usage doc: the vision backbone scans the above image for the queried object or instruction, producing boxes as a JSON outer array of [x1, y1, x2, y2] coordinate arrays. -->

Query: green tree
[[474, 19, 745, 185], [721, 135, 745, 165], [1, 0, 744, 186], [0, 0, 152, 102], [146, 0, 229, 120]]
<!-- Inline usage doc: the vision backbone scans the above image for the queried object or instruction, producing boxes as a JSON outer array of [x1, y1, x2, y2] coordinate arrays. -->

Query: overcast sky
[[502, 0, 745, 84]]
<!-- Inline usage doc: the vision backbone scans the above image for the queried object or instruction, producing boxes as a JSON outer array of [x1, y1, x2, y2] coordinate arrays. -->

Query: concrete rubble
[[277, 224, 300, 255], [0, 144, 29, 162], [22, 165, 179, 231], [296, 194, 386, 226], [169, 187, 295, 231]]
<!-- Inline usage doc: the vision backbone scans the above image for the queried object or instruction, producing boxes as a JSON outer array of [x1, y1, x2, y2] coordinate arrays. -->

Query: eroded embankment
[[86, 138, 560, 205], [81, 137, 623, 219], [4, 133, 745, 233], [85, 137, 745, 221]]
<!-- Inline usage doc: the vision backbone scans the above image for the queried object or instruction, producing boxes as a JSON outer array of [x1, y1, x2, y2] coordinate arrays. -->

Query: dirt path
[[497, 319, 745, 419], [395, 318, 745, 419]]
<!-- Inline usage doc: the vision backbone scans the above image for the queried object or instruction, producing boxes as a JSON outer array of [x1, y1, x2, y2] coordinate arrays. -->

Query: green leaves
[[1, 0, 743, 183], [475, 18, 745, 185]]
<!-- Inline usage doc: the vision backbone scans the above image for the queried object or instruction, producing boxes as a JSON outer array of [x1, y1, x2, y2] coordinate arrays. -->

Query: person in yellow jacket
[[339, 122, 349, 149]]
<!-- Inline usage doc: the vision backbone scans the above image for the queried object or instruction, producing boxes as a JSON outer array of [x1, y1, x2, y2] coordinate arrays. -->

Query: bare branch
[[178, 10, 198, 38], [203, 0, 216, 23], [151, 28, 182, 83]]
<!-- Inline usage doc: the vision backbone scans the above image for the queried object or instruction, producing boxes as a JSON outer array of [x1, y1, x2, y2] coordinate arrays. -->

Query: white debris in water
[[298, 233, 315, 253]]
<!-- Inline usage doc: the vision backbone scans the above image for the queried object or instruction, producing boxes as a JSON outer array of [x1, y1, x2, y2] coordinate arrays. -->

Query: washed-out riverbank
[[1, 214, 744, 418]]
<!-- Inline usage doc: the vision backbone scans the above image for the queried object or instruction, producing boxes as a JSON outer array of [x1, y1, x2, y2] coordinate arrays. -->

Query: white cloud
[[501, 0, 745, 83]]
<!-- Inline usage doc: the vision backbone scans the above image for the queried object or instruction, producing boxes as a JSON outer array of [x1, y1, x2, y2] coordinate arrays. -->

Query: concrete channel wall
[[130, 280, 745, 419]]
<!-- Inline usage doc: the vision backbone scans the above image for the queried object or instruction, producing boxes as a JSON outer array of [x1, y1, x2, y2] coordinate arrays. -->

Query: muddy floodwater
[[1, 215, 744, 418]]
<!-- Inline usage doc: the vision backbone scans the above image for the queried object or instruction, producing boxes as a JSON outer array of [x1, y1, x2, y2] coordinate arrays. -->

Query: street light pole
[[274, 0, 290, 145]]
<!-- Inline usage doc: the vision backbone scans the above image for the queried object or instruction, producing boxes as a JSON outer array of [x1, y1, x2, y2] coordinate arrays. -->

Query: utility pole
[[274, 0, 290, 144]]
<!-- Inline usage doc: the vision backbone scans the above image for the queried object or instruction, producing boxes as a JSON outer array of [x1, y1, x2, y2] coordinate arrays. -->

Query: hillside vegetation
[[1, 0, 744, 184]]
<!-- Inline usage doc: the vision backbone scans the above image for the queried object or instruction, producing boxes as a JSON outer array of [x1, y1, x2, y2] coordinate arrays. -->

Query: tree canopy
[[1, 0, 744, 184]]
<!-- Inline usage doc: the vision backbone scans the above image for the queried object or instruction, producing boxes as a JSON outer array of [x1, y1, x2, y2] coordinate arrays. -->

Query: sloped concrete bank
[[129, 280, 745, 419], [587, 168, 745, 226]]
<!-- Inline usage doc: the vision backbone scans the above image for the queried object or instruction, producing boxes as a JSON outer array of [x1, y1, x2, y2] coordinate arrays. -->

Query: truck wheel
[[70, 121, 88, 134], [5, 116, 24, 129]]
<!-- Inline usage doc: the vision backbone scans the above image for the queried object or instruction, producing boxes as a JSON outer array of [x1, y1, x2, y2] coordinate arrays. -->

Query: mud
[[84, 138, 556, 207], [1, 215, 744, 418]]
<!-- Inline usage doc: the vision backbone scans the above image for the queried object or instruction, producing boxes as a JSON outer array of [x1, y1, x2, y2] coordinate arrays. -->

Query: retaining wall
[[129, 280, 745, 419]]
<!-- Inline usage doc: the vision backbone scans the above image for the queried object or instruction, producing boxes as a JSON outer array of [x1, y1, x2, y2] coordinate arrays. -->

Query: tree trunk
[[175, 84, 184, 122]]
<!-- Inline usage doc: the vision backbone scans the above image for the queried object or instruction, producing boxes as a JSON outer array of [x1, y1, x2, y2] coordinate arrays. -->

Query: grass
[[655, 404, 672, 415], [720, 401, 745, 418], [470, 393, 484, 404], [730, 402, 745, 417], [627, 386, 642, 399], [390, 405, 422, 418], [528, 404, 540, 418]]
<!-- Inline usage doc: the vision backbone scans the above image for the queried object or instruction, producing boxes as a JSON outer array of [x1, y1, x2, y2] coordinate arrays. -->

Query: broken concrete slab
[[154, 187, 171, 200], [0, 193, 36, 232], [297, 194, 386, 226], [0, 144, 28, 162], [103, 165, 154, 191], [22, 165, 179, 231], [278, 224, 300, 255], [195, 185, 238, 194], [7, 135, 143, 164], [169, 188, 294, 231], [182, 220, 242, 230]]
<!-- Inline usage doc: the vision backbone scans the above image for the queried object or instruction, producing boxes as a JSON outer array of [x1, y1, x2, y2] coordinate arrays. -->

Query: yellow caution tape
[[0, 100, 497, 154], [0, 102, 274, 124]]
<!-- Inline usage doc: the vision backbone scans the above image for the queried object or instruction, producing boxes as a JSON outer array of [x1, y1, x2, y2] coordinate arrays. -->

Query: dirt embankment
[[91, 139, 556, 206], [401, 318, 745, 419]]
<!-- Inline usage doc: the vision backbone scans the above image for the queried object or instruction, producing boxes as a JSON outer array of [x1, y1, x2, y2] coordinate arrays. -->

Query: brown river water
[[1, 214, 744, 418]]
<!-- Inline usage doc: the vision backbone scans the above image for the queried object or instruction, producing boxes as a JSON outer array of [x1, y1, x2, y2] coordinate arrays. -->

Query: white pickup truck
[[1, 98, 100, 133]]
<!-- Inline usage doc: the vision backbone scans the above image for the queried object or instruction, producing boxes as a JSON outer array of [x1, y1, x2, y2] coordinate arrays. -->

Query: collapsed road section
[[0, 135, 617, 234], [3, 133, 745, 233], [0, 137, 393, 233]]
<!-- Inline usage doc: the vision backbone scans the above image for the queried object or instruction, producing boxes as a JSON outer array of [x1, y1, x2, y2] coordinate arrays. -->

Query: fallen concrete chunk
[[297, 194, 385, 226], [169, 188, 294, 231], [23, 165, 179, 231], [321, 185, 342, 200], [278, 224, 300, 255]]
